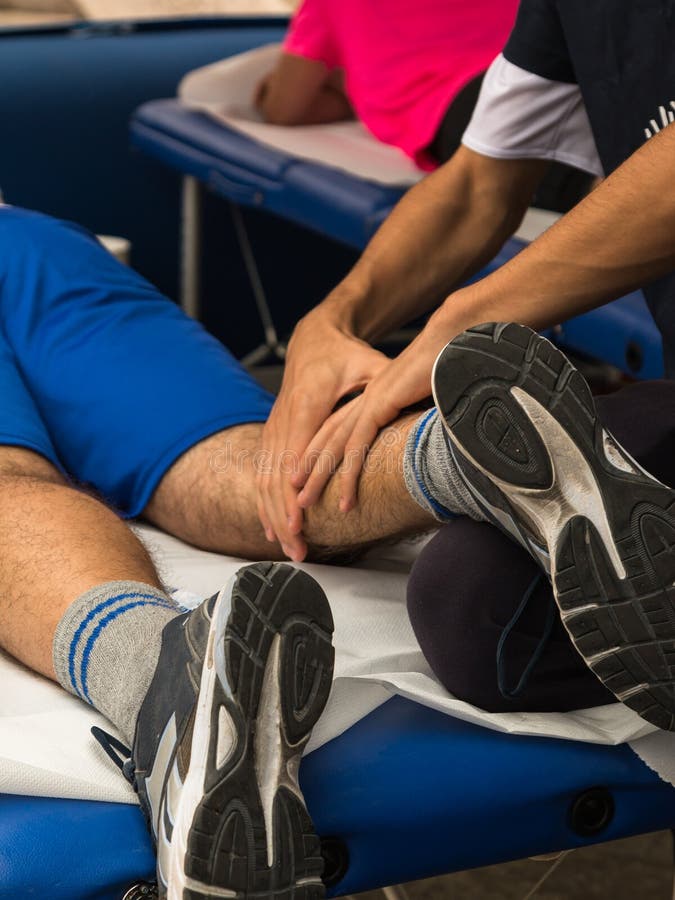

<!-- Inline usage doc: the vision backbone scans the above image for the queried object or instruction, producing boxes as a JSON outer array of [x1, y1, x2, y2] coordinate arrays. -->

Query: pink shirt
[[284, 0, 518, 169]]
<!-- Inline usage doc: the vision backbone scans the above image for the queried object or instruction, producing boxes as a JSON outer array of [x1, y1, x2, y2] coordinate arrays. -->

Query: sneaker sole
[[168, 562, 335, 899], [432, 322, 675, 731]]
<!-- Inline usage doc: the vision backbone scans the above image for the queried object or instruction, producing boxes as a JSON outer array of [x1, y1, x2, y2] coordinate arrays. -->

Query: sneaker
[[119, 562, 333, 899], [432, 322, 675, 731]]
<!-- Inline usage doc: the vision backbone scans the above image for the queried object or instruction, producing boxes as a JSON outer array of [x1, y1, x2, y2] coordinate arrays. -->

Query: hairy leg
[[305, 412, 433, 558], [144, 417, 434, 560], [0, 446, 161, 679], [143, 425, 281, 559]]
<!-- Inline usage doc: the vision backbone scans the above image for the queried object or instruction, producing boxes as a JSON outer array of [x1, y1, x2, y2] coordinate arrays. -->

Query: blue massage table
[[3, 696, 675, 899], [129, 98, 664, 379]]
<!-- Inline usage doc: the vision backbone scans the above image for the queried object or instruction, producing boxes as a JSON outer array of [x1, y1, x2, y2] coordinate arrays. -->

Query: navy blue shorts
[[0, 206, 274, 515]]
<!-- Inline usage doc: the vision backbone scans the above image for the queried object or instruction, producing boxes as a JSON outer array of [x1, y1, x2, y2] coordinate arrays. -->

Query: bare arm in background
[[255, 53, 353, 126]]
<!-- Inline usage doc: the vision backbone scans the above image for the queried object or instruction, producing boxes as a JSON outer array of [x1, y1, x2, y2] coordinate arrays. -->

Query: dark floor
[[353, 832, 673, 900]]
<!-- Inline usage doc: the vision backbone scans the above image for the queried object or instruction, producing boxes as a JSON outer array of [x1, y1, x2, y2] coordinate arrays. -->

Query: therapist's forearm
[[318, 149, 547, 342], [439, 124, 675, 336]]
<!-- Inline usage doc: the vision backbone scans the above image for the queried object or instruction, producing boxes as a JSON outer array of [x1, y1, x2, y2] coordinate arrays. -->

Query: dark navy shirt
[[465, 0, 675, 374]]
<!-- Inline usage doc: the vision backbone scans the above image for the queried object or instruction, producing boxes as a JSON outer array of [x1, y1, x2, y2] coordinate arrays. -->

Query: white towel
[[2, 524, 674, 806]]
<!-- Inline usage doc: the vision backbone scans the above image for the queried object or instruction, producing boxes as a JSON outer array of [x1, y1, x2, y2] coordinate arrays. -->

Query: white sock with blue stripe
[[52, 581, 181, 744], [403, 409, 484, 522]]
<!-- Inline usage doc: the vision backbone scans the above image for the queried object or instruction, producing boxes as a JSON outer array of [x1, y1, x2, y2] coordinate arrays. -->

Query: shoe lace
[[91, 726, 138, 790], [496, 572, 556, 700]]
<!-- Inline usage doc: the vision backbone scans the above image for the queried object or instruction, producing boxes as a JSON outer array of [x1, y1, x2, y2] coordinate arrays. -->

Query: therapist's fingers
[[290, 402, 352, 489], [268, 406, 315, 557], [337, 384, 405, 512], [256, 497, 276, 544], [295, 402, 354, 487], [263, 472, 305, 559], [261, 431, 307, 560], [338, 413, 381, 513], [256, 467, 278, 544], [297, 403, 359, 508], [279, 444, 307, 555]]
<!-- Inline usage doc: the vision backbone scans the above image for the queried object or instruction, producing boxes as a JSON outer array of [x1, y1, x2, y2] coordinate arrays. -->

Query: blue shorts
[[0, 206, 274, 516]]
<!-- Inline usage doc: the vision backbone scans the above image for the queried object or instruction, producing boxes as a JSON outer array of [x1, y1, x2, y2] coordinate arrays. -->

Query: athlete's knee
[[408, 521, 493, 694], [407, 519, 542, 708], [0, 446, 65, 485]]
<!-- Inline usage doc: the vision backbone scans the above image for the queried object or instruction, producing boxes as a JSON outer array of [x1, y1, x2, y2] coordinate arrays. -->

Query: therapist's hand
[[257, 308, 389, 560], [294, 307, 462, 513]]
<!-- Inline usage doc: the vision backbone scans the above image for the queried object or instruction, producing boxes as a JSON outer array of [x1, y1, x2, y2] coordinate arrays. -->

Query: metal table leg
[[181, 175, 203, 319], [230, 203, 286, 367]]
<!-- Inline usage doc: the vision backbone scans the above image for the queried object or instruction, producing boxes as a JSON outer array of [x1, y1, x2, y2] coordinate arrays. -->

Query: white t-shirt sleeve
[[462, 54, 604, 177]]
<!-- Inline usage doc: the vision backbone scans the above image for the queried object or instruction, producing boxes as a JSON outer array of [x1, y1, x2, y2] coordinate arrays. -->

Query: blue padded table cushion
[[131, 99, 406, 249], [555, 290, 664, 380], [0, 792, 155, 899], [304, 698, 675, 894], [2, 698, 675, 898]]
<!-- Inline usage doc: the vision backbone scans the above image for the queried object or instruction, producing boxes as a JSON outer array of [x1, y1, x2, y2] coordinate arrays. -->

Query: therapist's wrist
[[429, 290, 470, 340], [316, 283, 368, 338], [434, 283, 497, 339], [290, 302, 356, 358]]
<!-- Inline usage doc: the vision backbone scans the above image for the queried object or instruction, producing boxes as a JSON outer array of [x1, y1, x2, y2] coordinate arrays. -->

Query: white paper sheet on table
[[178, 44, 425, 187], [2, 524, 675, 807]]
